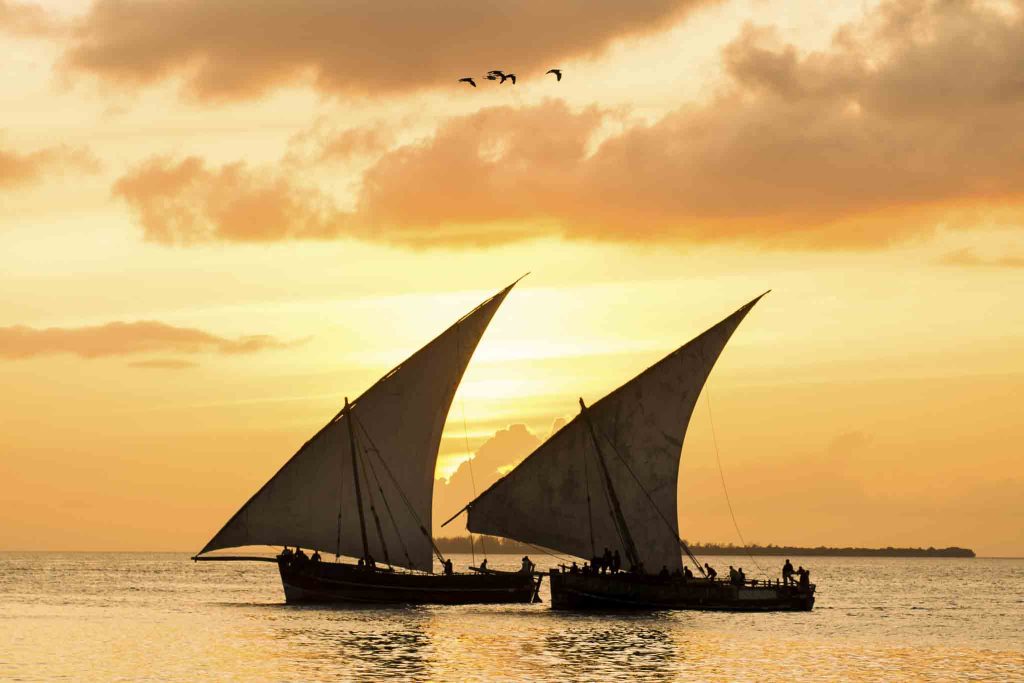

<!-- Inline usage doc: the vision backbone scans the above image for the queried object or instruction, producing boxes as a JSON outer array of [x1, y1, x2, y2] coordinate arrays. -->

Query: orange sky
[[1, 0, 1022, 556]]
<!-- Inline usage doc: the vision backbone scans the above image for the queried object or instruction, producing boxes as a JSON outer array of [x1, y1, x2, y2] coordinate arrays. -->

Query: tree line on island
[[433, 535, 975, 558]]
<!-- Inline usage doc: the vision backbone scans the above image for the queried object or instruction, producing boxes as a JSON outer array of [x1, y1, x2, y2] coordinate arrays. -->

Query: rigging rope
[[352, 412, 447, 568], [589, 418, 707, 577], [524, 541, 575, 566], [706, 387, 768, 578], [365, 449, 413, 568], [357, 442, 391, 567], [582, 422, 597, 559], [461, 399, 486, 561]]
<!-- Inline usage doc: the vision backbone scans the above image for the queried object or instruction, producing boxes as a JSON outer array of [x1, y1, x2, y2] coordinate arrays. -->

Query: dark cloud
[[0, 143, 97, 189], [62, 0, 714, 101], [113, 0, 1024, 249], [0, 321, 299, 359], [354, 0, 1024, 248]]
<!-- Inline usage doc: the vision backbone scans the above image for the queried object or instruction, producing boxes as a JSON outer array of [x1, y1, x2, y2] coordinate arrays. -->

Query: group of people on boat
[[280, 547, 321, 565], [782, 559, 811, 588], [559, 554, 813, 592], [728, 565, 747, 586]]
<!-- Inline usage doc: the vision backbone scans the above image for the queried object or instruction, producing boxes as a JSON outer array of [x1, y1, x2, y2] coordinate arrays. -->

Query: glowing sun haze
[[1, 0, 1022, 556]]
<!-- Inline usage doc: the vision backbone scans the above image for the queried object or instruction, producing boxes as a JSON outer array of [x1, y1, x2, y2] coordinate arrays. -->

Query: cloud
[[61, 0, 714, 101], [313, 126, 394, 165], [127, 359, 199, 369], [0, 0, 63, 37], [938, 248, 1024, 268], [0, 143, 98, 189], [353, 0, 1024, 248], [111, 156, 345, 244], [435, 424, 541, 534], [115, 1, 1024, 249], [0, 321, 299, 359]]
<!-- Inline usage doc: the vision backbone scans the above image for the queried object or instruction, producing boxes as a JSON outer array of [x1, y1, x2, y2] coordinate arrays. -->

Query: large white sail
[[198, 281, 518, 571], [465, 294, 765, 573]]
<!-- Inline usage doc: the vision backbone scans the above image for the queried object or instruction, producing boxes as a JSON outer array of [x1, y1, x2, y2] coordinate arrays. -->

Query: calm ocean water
[[1, 553, 1021, 681]]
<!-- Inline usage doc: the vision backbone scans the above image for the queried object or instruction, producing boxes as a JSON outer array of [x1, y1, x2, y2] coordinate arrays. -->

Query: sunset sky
[[2, 0, 1022, 557]]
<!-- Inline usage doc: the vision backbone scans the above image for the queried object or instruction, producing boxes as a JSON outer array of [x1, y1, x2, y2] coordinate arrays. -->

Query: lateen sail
[[465, 294, 765, 573], [198, 281, 518, 571]]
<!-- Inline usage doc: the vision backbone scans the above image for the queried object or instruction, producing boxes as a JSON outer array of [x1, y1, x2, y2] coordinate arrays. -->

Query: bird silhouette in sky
[[500, 73, 517, 84], [458, 77, 477, 87], [486, 70, 505, 81], [546, 68, 562, 81]]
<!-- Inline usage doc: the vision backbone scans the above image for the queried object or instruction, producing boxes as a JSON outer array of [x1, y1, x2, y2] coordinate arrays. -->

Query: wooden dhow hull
[[278, 556, 541, 605], [549, 570, 814, 611]]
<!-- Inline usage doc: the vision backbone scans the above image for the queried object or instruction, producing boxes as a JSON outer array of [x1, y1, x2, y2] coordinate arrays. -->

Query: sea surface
[[1, 553, 1021, 681]]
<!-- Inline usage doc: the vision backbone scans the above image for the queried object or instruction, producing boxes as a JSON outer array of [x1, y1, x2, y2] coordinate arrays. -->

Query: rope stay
[[706, 387, 768, 578], [461, 399, 486, 562]]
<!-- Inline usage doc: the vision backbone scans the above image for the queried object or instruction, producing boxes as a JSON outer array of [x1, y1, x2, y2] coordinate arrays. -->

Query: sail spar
[[464, 293, 766, 573], [197, 279, 520, 571]]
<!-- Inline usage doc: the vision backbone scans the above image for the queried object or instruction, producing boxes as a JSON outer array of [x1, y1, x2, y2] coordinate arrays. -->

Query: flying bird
[[500, 73, 517, 84], [458, 77, 477, 87], [487, 70, 505, 77], [546, 69, 562, 81]]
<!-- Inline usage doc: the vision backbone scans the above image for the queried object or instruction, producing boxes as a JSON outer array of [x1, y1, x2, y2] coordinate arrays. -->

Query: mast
[[345, 397, 370, 561], [579, 397, 640, 569]]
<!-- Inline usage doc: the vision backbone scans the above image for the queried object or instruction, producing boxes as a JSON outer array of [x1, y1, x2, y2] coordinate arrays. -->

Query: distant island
[[434, 535, 975, 558]]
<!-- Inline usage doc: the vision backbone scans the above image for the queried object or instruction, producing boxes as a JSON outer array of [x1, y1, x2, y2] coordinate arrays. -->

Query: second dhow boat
[[193, 278, 540, 605], [448, 293, 815, 611]]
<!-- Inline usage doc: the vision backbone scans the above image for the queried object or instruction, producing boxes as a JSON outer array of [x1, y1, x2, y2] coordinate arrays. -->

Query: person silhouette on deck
[[798, 566, 810, 588], [738, 567, 746, 585], [443, 558, 454, 575], [520, 556, 535, 573], [612, 550, 621, 574], [783, 559, 795, 585], [683, 565, 694, 581], [659, 565, 670, 579], [602, 548, 613, 574], [479, 558, 488, 571], [295, 548, 308, 563], [569, 562, 579, 574], [704, 563, 717, 581], [311, 550, 321, 562]]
